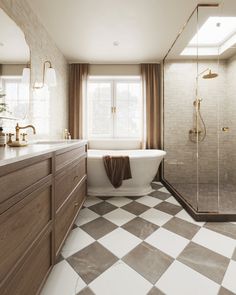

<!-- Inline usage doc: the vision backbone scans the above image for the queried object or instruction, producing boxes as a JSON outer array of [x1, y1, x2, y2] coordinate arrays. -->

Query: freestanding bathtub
[[87, 149, 166, 196]]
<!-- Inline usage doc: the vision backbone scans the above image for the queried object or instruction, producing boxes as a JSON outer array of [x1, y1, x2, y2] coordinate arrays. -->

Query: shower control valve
[[222, 127, 229, 132]]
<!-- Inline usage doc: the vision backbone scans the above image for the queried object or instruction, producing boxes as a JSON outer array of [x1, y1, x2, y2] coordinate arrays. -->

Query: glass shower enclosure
[[162, 2, 236, 220]]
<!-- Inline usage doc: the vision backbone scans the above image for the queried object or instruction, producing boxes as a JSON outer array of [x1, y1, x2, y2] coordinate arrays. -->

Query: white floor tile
[[176, 209, 205, 226], [192, 228, 235, 258], [106, 197, 132, 207], [157, 187, 170, 194], [83, 196, 102, 207], [103, 208, 135, 226], [140, 208, 172, 226], [146, 227, 189, 258], [89, 260, 152, 295], [136, 195, 162, 207], [165, 196, 181, 206], [40, 260, 86, 295], [61, 228, 95, 258], [156, 260, 219, 295], [222, 260, 236, 293], [75, 208, 99, 226], [98, 228, 141, 258]]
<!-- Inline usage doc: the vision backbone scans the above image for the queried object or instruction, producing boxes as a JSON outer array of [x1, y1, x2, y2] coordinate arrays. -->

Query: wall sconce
[[34, 60, 57, 89], [21, 64, 31, 84]]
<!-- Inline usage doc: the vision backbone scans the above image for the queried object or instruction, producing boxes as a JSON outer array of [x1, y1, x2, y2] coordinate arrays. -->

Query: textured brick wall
[[163, 59, 228, 184], [226, 54, 236, 183], [0, 0, 68, 139]]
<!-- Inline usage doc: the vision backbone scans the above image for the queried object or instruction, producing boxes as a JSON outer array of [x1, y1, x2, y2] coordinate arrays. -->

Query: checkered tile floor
[[40, 182, 236, 295]]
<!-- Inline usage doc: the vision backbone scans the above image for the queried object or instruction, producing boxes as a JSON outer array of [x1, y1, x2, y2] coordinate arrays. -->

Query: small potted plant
[[0, 91, 11, 115]]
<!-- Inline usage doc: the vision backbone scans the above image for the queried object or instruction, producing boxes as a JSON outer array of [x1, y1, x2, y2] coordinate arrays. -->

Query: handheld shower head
[[202, 70, 218, 79]]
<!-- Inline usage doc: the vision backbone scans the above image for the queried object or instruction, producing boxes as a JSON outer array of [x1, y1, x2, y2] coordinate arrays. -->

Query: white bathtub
[[87, 149, 166, 196]]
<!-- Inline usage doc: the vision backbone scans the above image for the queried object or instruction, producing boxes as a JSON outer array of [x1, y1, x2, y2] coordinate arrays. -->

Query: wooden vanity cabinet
[[0, 142, 87, 295], [54, 144, 87, 256]]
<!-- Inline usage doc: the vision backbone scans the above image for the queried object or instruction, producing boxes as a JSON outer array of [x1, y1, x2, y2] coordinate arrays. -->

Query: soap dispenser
[[0, 126, 6, 147]]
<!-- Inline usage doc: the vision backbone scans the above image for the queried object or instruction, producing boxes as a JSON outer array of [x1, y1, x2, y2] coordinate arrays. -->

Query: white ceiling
[[28, 0, 220, 63], [0, 9, 30, 64]]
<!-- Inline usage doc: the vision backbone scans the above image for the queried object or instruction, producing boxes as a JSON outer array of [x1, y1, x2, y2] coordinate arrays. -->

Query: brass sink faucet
[[15, 123, 36, 141], [7, 123, 36, 147]]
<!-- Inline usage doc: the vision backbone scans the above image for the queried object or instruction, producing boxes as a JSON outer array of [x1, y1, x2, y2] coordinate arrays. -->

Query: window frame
[[1, 75, 30, 121], [85, 76, 143, 140]]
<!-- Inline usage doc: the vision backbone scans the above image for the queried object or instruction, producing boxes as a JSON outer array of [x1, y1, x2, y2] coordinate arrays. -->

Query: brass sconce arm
[[34, 60, 56, 89], [42, 60, 52, 86]]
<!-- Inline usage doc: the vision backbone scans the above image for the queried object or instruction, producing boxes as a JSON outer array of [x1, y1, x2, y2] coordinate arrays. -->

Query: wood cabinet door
[[0, 230, 53, 295], [55, 179, 86, 255], [0, 184, 52, 285]]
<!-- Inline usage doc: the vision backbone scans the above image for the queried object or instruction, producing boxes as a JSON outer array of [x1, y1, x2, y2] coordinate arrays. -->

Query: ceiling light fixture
[[113, 41, 119, 46]]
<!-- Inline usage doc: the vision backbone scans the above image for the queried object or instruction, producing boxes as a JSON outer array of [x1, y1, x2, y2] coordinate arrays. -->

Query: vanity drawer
[[1, 230, 52, 295], [0, 184, 52, 284], [55, 179, 86, 254], [55, 156, 86, 210], [0, 158, 51, 205], [55, 145, 86, 172]]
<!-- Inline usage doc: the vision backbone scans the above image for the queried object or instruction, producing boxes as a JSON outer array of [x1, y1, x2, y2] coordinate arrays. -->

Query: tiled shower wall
[[0, 0, 68, 139], [163, 58, 234, 185], [226, 54, 236, 183]]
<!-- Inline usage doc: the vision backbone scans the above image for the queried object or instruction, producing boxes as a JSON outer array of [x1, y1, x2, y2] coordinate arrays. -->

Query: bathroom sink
[[32, 140, 68, 145]]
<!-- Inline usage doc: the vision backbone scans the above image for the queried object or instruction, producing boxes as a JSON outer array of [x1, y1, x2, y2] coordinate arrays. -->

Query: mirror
[[0, 8, 30, 128]]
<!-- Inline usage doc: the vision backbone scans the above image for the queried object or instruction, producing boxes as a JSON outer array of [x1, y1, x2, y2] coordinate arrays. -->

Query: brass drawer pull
[[222, 127, 229, 132]]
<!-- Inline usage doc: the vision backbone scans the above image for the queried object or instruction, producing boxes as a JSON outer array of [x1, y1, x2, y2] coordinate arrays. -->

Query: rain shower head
[[202, 69, 218, 79]]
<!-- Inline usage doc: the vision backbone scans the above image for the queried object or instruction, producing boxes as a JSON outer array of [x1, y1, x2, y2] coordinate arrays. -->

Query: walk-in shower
[[189, 68, 218, 143], [162, 2, 236, 221]]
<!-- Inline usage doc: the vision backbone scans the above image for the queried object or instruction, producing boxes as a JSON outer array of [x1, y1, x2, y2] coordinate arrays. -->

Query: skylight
[[190, 17, 236, 45], [181, 17, 236, 56]]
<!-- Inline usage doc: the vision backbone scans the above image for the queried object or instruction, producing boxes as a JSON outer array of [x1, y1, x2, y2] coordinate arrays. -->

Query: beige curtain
[[69, 63, 89, 139], [141, 63, 161, 149]]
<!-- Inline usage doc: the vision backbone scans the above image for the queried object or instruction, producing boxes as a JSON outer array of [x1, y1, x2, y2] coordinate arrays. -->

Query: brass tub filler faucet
[[7, 123, 36, 147]]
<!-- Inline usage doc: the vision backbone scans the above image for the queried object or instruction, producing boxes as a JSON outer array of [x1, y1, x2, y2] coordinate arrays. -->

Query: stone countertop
[[0, 140, 87, 167]]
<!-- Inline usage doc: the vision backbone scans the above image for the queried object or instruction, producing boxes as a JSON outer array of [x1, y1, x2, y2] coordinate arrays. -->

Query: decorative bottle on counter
[[0, 127, 6, 147]]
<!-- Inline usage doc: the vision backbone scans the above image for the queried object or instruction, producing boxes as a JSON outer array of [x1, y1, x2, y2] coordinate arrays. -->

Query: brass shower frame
[[161, 3, 236, 221]]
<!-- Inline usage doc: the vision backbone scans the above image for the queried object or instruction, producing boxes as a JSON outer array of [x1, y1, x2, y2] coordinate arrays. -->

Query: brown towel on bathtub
[[103, 156, 132, 188]]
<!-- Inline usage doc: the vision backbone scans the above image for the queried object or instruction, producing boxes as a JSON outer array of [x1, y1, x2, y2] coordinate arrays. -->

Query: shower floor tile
[[172, 183, 236, 214], [40, 182, 236, 295]]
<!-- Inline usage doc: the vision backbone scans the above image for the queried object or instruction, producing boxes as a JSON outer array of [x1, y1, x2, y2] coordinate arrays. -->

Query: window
[[31, 87, 50, 136], [1, 76, 29, 120], [86, 76, 143, 139]]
